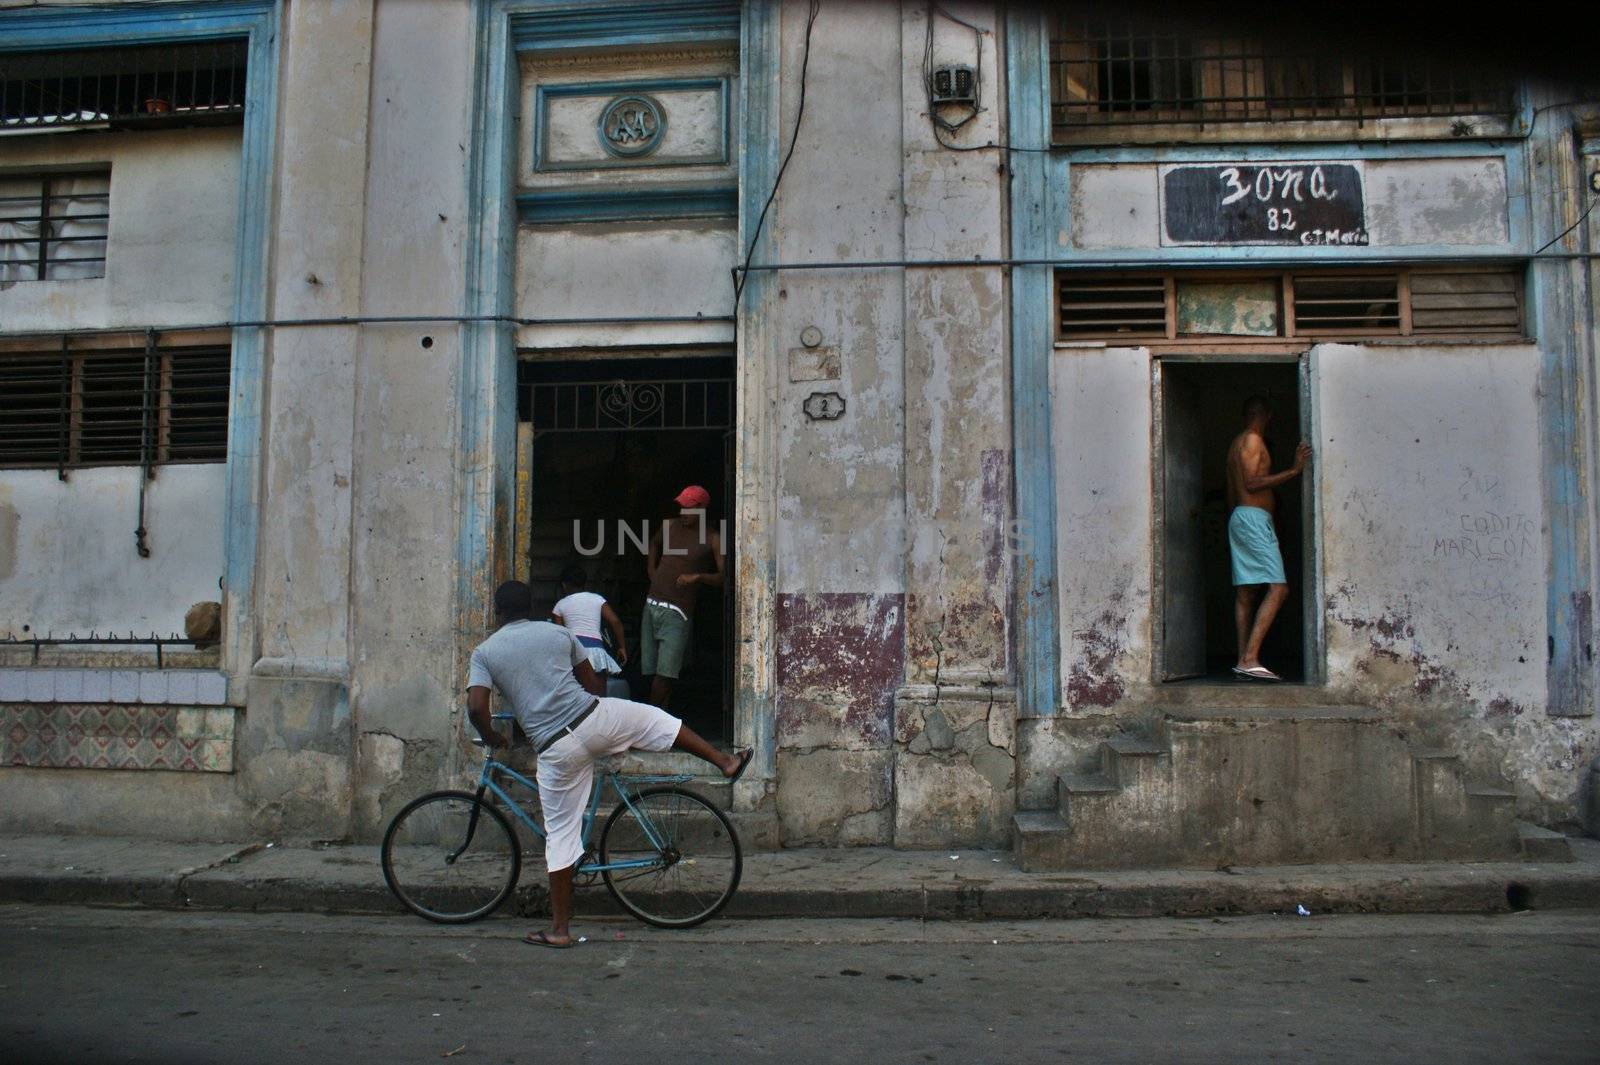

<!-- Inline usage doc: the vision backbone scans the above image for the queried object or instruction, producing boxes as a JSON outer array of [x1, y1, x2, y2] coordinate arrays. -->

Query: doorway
[[517, 355, 735, 743], [1157, 358, 1313, 684]]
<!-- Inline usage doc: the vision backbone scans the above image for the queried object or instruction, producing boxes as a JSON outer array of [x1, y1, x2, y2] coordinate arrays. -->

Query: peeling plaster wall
[[1022, 346, 1157, 807], [1316, 343, 1595, 826], [0, 128, 240, 331], [768, 1, 1015, 848], [767, 0, 909, 846], [1050, 347, 1155, 714]]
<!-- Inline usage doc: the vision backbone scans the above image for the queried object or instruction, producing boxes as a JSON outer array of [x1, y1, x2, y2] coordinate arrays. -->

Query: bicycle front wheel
[[599, 786, 742, 929], [381, 790, 521, 923]]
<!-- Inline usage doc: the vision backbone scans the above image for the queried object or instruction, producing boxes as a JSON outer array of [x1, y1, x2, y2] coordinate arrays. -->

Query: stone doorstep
[[3, 836, 1598, 921]]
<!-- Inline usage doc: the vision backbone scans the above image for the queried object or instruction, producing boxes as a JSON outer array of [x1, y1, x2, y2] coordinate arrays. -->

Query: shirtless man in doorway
[[1226, 395, 1311, 682], [642, 485, 724, 709]]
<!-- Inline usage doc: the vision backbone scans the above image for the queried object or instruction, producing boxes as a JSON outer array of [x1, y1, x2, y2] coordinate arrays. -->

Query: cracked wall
[[1316, 343, 1595, 829], [1039, 338, 1596, 831], [765, 1, 1015, 847], [1050, 346, 1155, 715]]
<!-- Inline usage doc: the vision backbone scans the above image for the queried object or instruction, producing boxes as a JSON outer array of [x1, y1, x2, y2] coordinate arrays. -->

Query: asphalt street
[[3, 904, 1596, 1064]]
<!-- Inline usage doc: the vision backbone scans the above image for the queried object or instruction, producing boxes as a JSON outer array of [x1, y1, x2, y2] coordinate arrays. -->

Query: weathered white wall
[[0, 465, 225, 636], [890, 0, 1014, 848], [343, 0, 474, 836], [0, 128, 240, 329], [1070, 157, 1511, 250], [1315, 342, 1592, 819], [1050, 346, 1155, 712], [766, 0, 909, 845], [514, 223, 735, 332]]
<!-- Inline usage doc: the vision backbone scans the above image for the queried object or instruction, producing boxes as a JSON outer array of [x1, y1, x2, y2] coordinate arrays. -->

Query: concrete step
[[1055, 772, 1119, 824], [1017, 709, 1527, 871], [1412, 748, 1471, 858], [1010, 811, 1072, 873], [1099, 735, 1168, 788], [1161, 703, 1386, 723], [1443, 786, 1519, 861], [1155, 685, 1382, 712], [1515, 820, 1575, 863], [1059, 771, 1118, 795]]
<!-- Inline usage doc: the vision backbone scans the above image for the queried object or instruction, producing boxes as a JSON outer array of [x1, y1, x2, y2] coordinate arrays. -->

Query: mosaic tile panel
[[1, 704, 236, 773]]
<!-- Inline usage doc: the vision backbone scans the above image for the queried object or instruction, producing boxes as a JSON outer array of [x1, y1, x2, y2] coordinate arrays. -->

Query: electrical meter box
[[931, 65, 976, 106]]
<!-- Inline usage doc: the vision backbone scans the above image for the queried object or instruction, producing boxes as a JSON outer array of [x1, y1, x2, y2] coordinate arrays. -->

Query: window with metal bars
[[0, 342, 230, 470], [0, 171, 109, 282], [0, 40, 248, 131], [1057, 268, 1524, 341], [1049, 12, 1514, 141]]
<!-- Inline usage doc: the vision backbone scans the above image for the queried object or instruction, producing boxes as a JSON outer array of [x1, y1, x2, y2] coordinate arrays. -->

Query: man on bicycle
[[466, 580, 751, 948]]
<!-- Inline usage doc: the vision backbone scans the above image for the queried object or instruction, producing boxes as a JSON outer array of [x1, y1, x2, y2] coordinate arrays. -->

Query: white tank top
[[552, 591, 606, 640]]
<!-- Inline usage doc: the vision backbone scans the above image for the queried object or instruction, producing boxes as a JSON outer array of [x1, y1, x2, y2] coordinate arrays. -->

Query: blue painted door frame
[[460, 1, 778, 770]]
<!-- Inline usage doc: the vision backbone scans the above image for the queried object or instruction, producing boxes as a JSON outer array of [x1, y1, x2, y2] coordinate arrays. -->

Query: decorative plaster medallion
[[598, 94, 666, 158]]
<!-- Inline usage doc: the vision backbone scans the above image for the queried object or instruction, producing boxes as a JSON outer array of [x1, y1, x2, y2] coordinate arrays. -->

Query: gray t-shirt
[[467, 620, 594, 749]]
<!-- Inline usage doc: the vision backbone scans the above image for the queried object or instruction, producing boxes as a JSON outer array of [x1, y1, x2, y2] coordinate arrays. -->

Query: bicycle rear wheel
[[599, 786, 741, 929], [381, 790, 521, 923]]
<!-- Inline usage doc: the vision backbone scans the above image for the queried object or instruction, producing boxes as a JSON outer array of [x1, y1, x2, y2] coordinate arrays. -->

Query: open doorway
[[517, 355, 735, 744], [1158, 358, 1312, 684]]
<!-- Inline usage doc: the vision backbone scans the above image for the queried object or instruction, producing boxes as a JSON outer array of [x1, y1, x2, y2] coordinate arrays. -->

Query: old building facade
[[1, 0, 1595, 862]]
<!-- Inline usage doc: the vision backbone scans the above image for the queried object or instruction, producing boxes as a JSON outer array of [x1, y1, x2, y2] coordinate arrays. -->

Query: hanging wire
[[733, 0, 820, 303], [1533, 195, 1597, 255]]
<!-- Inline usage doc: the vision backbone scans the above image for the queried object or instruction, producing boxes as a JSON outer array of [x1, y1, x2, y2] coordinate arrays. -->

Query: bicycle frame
[[466, 751, 695, 875]]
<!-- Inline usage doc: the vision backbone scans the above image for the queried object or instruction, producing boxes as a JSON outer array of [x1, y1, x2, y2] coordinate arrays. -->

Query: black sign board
[[1162, 163, 1366, 246]]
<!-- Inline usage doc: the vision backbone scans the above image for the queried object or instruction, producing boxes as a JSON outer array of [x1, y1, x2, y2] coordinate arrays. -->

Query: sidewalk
[[3, 833, 1598, 921]]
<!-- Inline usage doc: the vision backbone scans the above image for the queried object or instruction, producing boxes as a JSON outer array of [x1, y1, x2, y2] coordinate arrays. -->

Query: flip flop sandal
[[727, 748, 754, 785], [1235, 666, 1283, 682], [524, 931, 574, 949]]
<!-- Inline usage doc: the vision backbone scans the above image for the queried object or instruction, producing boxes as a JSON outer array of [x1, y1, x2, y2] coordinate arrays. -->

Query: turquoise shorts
[[1229, 506, 1286, 586]]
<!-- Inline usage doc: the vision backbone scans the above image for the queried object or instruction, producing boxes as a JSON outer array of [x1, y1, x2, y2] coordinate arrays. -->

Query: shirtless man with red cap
[[643, 485, 723, 708]]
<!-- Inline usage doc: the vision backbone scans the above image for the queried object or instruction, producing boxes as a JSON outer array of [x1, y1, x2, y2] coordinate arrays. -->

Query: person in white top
[[551, 563, 627, 678]]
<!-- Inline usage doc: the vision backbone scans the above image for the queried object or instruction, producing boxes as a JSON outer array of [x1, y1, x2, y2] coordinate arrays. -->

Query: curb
[[5, 861, 1598, 921]]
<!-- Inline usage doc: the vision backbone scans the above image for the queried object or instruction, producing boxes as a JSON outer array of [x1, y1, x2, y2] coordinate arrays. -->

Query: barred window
[[0, 341, 229, 470], [1058, 267, 1524, 342], [0, 40, 248, 132], [1050, 12, 1514, 142], [0, 171, 109, 282]]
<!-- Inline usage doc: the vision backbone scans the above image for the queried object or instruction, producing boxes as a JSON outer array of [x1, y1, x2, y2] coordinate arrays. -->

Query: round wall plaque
[[598, 95, 666, 158]]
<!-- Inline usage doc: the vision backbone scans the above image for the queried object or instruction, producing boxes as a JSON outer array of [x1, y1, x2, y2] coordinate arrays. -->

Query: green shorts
[[640, 602, 691, 679]]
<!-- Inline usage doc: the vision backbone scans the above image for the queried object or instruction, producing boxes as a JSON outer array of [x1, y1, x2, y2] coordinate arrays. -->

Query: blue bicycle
[[381, 715, 741, 928]]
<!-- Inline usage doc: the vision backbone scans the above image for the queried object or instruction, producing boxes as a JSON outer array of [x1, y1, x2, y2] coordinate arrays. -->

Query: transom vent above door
[[1057, 267, 1524, 343]]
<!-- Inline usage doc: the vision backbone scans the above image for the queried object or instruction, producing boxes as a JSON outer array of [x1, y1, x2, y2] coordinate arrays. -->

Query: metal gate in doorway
[[513, 359, 736, 742]]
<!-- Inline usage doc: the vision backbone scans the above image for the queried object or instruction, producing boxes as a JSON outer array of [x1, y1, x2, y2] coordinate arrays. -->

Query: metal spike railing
[[1, 630, 209, 669]]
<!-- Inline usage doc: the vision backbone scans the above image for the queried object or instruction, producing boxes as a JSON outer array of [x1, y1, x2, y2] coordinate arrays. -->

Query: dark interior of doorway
[[1162, 360, 1306, 684], [518, 355, 734, 744]]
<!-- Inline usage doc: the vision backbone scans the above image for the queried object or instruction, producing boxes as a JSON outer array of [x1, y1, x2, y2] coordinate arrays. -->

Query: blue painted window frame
[[0, 0, 281, 677]]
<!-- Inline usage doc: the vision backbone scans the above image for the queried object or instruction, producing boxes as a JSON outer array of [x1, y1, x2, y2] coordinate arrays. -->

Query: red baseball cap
[[674, 485, 711, 508]]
